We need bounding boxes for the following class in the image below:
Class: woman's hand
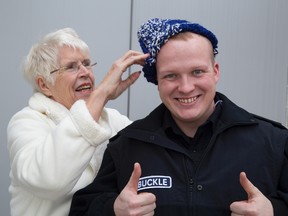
[99,50,149,100]
[86,50,148,121]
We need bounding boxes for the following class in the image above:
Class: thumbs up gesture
[230,172,273,216]
[114,163,156,216]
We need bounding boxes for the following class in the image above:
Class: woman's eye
[82,60,91,67]
[66,62,77,70]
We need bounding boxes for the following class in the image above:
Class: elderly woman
[7,28,148,216]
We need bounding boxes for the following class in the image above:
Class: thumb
[125,162,142,193]
[239,172,261,199]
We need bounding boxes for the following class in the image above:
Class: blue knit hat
[137,18,218,85]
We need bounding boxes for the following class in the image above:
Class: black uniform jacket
[69,92,288,216]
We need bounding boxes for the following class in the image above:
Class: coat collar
[29,92,70,124]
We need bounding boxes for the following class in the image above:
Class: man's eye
[193,70,204,76]
[164,74,176,79]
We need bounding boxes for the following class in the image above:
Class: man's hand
[114,163,156,216]
[230,172,273,216]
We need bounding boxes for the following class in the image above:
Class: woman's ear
[36,76,52,97]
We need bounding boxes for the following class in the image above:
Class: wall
[1,0,287,215]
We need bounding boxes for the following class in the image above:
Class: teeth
[77,85,91,91]
[178,96,197,104]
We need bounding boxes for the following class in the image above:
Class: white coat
[7,92,131,216]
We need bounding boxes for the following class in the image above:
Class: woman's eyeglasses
[50,60,97,74]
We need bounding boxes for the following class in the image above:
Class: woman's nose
[77,64,90,76]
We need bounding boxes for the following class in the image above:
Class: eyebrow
[61,58,91,65]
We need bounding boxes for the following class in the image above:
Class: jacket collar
[214,92,256,127]
[29,92,70,124]
[114,92,257,156]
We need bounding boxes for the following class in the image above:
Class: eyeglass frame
[50,60,97,74]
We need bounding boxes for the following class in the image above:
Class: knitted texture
[137,18,218,85]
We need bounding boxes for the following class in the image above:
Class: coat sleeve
[7,100,125,200]
[69,149,119,216]
[269,135,288,216]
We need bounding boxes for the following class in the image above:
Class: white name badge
[138,175,172,191]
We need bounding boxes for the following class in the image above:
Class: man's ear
[36,76,52,97]
[214,62,220,83]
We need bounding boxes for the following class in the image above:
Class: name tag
[138,175,172,191]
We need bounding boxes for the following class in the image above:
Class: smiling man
[69,18,288,216]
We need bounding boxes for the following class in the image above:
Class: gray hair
[23,28,90,91]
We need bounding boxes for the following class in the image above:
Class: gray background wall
[1,0,287,215]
